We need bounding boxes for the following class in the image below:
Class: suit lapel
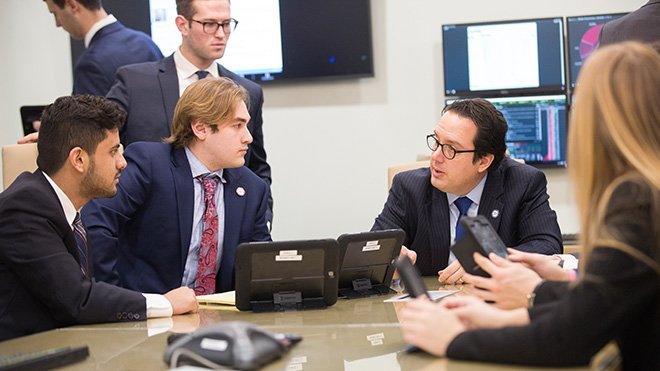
[158,56,180,135]
[170,148,195,269]
[35,170,86,268]
[429,188,451,270]
[478,170,504,231]
[217,168,245,292]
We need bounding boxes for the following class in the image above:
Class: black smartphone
[395,255,430,299]
[450,215,508,277]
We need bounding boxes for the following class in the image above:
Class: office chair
[387,160,430,190]
[2,143,38,190]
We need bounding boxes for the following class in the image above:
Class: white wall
[0,0,644,240]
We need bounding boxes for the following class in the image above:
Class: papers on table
[197,291,236,306]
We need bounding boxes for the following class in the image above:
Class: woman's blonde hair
[569,42,660,272]
[165,77,249,148]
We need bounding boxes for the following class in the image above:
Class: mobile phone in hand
[395,255,430,299]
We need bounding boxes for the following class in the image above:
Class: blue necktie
[454,197,473,242]
[196,70,210,80]
[72,213,89,277]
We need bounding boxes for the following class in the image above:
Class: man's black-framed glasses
[191,18,239,34]
[426,134,477,160]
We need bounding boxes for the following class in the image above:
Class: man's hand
[438,259,466,284]
[164,287,199,315]
[392,246,417,280]
[17,132,39,144]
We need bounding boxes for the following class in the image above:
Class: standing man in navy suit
[372,99,562,283]
[43,0,163,96]
[106,0,273,225]
[83,77,271,295]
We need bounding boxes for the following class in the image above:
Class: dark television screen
[566,13,627,88]
[447,94,569,168]
[442,18,566,97]
[71,0,374,84]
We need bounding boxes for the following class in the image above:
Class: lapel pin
[491,209,500,219]
[236,187,246,197]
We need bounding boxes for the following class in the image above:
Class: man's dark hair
[37,95,125,175]
[176,0,195,19]
[443,98,508,171]
[176,0,230,19]
[45,0,102,11]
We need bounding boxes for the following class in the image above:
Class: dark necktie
[194,174,220,295]
[454,196,473,242]
[196,70,210,80]
[72,213,89,277]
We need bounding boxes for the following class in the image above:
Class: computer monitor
[148,0,374,83]
[566,13,627,88]
[446,95,568,167]
[20,106,47,136]
[442,17,566,97]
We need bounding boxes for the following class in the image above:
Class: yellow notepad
[196,291,236,306]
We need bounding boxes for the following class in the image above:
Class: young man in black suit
[0,95,197,341]
[372,98,562,283]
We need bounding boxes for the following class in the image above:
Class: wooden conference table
[0,279,594,371]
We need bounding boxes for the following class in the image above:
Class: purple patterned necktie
[194,175,220,295]
[72,213,89,277]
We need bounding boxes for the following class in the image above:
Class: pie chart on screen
[579,24,604,61]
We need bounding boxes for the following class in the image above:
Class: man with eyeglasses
[104,0,273,225]
[372,98,562,283]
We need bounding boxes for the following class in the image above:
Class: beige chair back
[2,143,38,190]
[387,160,430,189]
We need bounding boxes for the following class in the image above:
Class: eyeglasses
[190,18,238,35]
[426,134,477,160]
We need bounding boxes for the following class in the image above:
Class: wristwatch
[526,292,536,308]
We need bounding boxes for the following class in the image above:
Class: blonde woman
[399,41,660,369]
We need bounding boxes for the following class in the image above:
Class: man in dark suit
[106,0,273,224]
[372,99,562,283]
[43,0,163,96]
[599,0,660,46]
[0,95,197,341]
[83,77,271,295]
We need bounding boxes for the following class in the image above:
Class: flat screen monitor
[566,13,627,88]
[20,105,47,136]
[70,0,374,84]
[149,0,373,83]
[442,17,566,97]
[446,94,568,167]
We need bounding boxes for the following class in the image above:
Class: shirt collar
[173,48,219,80]
[447,173,488,206]
[184,147,225,183]
[42,172,78,228]
[84,14,117,48]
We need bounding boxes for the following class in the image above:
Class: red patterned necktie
[194,175,220,295]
